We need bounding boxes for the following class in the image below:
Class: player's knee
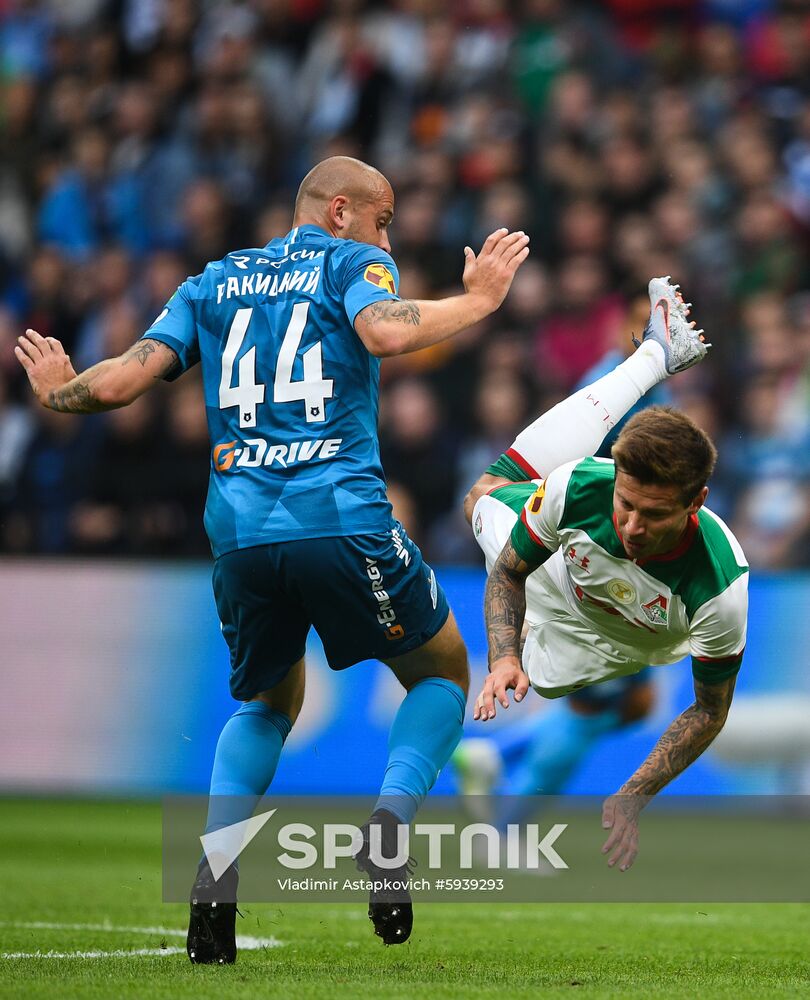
[397,646,469,697]
[250,658,306,723]
[251,690,304,725]
[430,617,470,695]
[385,617,470,696]
[435,643,470,696]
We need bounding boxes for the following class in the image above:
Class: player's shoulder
[553,456,615,510]
[208,246,270,275]
[327,240,399,299]
[190,246,281,298]
[666,506,748,620]
[170,270,205,302]
[545,457,614,534]
[694,506,749,582]
[334,238,396,266]
[569,456,615,483]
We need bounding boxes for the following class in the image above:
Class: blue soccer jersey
[142,225,402,557]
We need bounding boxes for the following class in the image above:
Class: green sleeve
[486,452,530,482]
[691,653,743,684]
[509,515,552,567]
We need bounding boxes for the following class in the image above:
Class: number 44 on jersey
[219,302,334,428]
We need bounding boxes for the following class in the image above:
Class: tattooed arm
[15,330,180,413]
[354,228,530,356]
[619,675,736,797]
[474,538,543,722]
[600,675,736,871]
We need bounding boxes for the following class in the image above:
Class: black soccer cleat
[354,808,414,945]
[186,859,239,965]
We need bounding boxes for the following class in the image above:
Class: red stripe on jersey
[695,649,745,663]
[643,514,699,563]
[613,512,700,564]
[520,508,546,550]
[485,483,507,496]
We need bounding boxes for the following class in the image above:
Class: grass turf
[0,799,807,999]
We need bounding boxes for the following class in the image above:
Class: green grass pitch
[0,799,807,999]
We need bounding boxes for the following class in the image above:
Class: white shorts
[472,490,647,698]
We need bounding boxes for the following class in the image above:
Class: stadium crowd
[1,0,810,566]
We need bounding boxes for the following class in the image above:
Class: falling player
[463,278,747,870]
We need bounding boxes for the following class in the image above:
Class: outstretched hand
[15,329,77,407]
[601,793,643,871]
[462,228,530,313]
[473,658,530,721]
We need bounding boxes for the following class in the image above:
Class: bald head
[295,156,390,215]
[293,156,394,251]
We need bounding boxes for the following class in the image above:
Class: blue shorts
[212,523,450,701]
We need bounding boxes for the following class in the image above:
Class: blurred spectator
[732,190,804,297]
[717,373,810,555]
[455,369,531,494]
[380,377,458,545]
[70,395,166,555]
[0,0,809,568]
[153,374,211,555]
[179,179,239,273]
[499,259,551,334]
[38,127,147,257]
[0,367,35,514]
[4,408,100,553]
[387,479,422,542]
[534,254,626,389]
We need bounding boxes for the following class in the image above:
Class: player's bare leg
[187,658,306,965]
[353,615,468,944]
[250,657,306,722]
[384,613,469,695]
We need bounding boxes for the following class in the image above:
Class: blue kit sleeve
[140,276,201,379]
[340,245,401,327]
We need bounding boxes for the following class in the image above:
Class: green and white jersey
[475,457,748,697]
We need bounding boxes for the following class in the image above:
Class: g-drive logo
[200,809,568,880]
[213,437,343,472]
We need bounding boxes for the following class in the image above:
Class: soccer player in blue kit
[16,156,530,962]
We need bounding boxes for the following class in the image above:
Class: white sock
[508,342,668,478]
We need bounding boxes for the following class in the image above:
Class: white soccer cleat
[633,276,710,375]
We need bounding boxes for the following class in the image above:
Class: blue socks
[376,677,467,824]
[511,702,621,797]
[496,702,621,828]
[204,680,466,841]
[205,701,292,836]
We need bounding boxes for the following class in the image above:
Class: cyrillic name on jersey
[216,259,323,304]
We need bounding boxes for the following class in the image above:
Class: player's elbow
[464,474,507,524]
[463,481,489,525]
[94,375,138,409]
[354,317,407,357]
[462,488,476,525]
[700,703,731,735]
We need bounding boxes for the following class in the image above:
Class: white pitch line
[0,921,283,959]
[3,947,187,960]
[0,921,188,938]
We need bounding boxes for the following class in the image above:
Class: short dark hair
[611,406,717,504]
